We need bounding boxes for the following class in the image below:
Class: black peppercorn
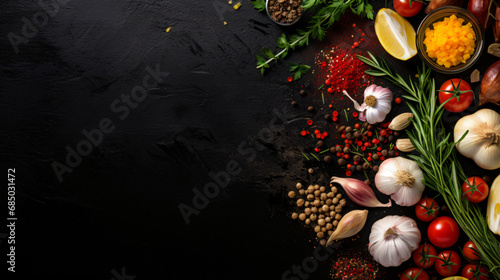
[338,158,347,165]
[393,131,400,136]
[381,150,388,156]
[324,156,332,163]
[388,135,394,142]
[291,101,297,106]
[353,155,361,162]
[299,89,306,95]
[356,165,363,172]
[317,140,324,147]
[363,162,370,169]
[388,150,395,157]
[373,165,379,172]
[345,126,352,133]
[343,147,350,154]
[372,154,379,160]
[336,146,342,153]
[308,106,314,112]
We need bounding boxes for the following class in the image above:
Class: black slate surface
[1,0,499,279]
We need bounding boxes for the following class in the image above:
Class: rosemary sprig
[358,52,500,280]
[255,0,373,74]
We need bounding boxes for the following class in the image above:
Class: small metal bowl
[416,6,484,74]
[266,0,303,26]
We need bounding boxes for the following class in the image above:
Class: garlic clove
[327,209,368,245]
[331,177,391,208]
[389,113,413,131]
[396,139,415,152]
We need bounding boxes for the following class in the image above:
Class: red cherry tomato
[463,240,481,261]
[428,216,460,248]
[413,244,437,269]
[393,0,423,17]
[461,263,489,280]
[462,177,489,203]
[438,79,473,113]
[415,197,439,222]
[400,267,430,280]
[435,250,461,277]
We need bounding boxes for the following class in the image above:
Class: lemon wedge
[442,277,468,280]
[375,8,417,61]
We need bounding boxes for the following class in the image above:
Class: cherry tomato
[461,263,489,280]
[415,197,439,222]
[427,216,460,248]
[463,240,481,261]
[438,79,473,113]
[462,177,489,203]
[435,250,461,277]
[400,267,430,280]
[393,0,423,17]
[413,244,437,269]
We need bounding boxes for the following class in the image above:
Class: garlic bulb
[487,174,500,235]
[327,209,368,245]
[343,84,393,124]
[375,157,425,206]
[331,177,391,208]
[369,215,421,267]
[454,109,500,170]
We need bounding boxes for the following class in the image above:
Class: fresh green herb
[344,109,348,121]
[320,149,330,154]
[255,0,373,74]
[318,84,324,90]
[364,171,370,181]
[322,92,325,104]
[289,63,311,80]
[251,0,266,12]
[301,151,310,160]
[310,152,320,161]
[358,52,500,280]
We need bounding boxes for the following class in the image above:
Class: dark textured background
[1,0,499,279]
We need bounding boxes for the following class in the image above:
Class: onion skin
[425,0,463,14]
[494,6,500,42]
[479,60,500,106]
[467,0,494,30]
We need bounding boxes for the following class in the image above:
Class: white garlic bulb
[454,109,500,170]
[369,215,421,267]
[343,84,393,124]
[375,157,425,206]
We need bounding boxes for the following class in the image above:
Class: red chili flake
[353,42,359,48]
[362,32,365,36]
[349,140,353,144]
[354,123,360,129]
[387,129,393,134]
[344,139,349,144]
[367,131,373,137]
[371,139,378,144]
[314,148,320,152]
[368,153,372,157]
[325,79,331,85]
[361,146,366,151]
[327,87,334,93]
[321,136,325,139]
[347,164,352,169]
[353,161,358,165]
[341,134,346,139]
[380,156,385,161]
[352,23,356,28]
[357,141,363,146]
[345,143,350,148]
[377,147,382,151]
[336,152,342,157]
[333,111,339,116]
[329,104,333,108]
[364,142,370,147]
[396,152,399,156]
[316,134,321,138]
[314,129,320,134]
[322,132,328,137]
[287,76,293,82]
[346,170,352,176]
[307,120,313,125]
[344,154,349,159]
[367,157,372,161]
[353,112,359,118]
[321,61,327,67]
[332,116,338,122]
[394,146,398,151]
[395,97,402,104]
[300,130,307,136]
[377,152,382,156]
[380,129,387,136]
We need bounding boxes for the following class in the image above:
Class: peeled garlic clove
[388,113,413,131]
[396,138,415,152]
[331,177,391,208]
[454,109,500,170]
[327,209,368,245]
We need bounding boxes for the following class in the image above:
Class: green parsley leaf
[251,0,266,12]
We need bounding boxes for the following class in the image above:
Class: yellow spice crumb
[228,0,232,3]
[224,21,227,25]
[166,27,171,33]
[423,14,476,68]
[233,2,241,10]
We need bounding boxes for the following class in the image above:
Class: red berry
[352,23,356,28]
[380,156,385,161]
[346,170,352,176]
[344,139,349,144]
[353,112,359,118]
[344,154,349,159]
[380,129,387,136]
[314,130,320,134]
[336,152,341,157]
[354,123,360,129]
[364,142,370,147]
[395,97,402,104]
[288,76,293,82]
[332,116,338,122]
[353,42,359,48]
[377,147,382,151]
[367,157,372,161]
[316,134,321,138]
[357,141,363,146]
[325,79,331,85]
[347,164,352,169]
[307,120,313,125]
[361,146,366,151]
[333,111,338,116]
[322,132,328,137]
[300,131,307,136]
[367,131,372,137]
[327,88,334,93]
[321,62,327,67]
[341,134,346,139]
